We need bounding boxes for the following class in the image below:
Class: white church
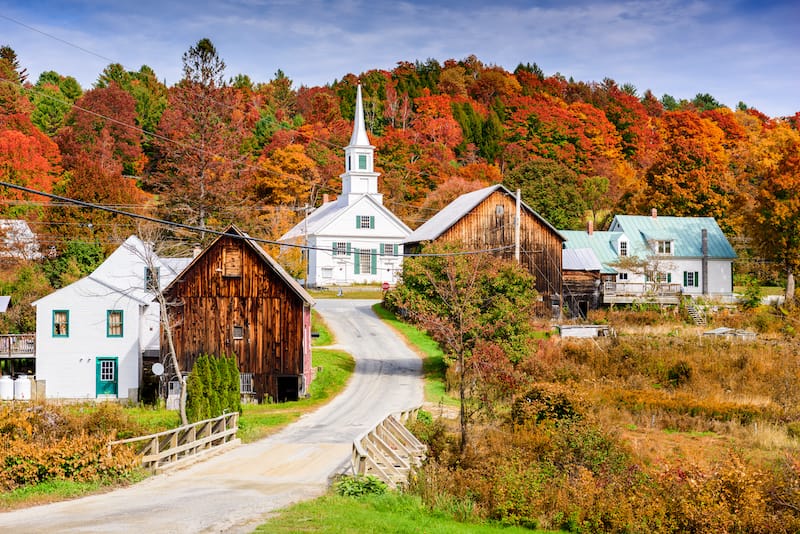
[281,85,411,287]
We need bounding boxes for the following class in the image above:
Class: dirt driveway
[0,298,424,533]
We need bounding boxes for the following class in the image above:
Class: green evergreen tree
[185,356,208,422]
[207,355,221,417]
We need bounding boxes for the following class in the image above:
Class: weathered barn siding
[163,230,312,402]
[409,190,563,315]
[562,270,602,318]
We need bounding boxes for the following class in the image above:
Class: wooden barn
[403,184,565,316]
[161,225,315,403]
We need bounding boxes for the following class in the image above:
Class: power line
[0,181,512,258]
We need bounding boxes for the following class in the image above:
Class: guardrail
[110,412,240,472]
[351,406,426,488]
[0,334,35,358]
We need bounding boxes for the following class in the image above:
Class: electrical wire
[0,180,514,258]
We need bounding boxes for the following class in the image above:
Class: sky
[0,0,797,117]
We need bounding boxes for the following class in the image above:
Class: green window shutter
[667,273,672,283]
[694,272,699,287]
[371,249,377,274]
[370,216,375,229]
[332,242,337,255]
[353,249,360,274]
[356,215,360,228]
[683,271,688,286]
[393,244,398,255]
[346,242,351,255]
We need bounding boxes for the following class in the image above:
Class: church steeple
[340,84,382,205]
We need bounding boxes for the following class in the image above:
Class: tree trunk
[459,350,468,454]
[786,269,795,308]
[158,292,188,425]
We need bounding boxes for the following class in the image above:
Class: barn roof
[560,230,622,275]
[404,184,564,245]
[562,248,602,272]
[164,225,315,306]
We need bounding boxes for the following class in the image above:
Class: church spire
[349,84,370,147]
[340,83,381,204]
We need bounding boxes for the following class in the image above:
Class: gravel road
[0,298,424,533]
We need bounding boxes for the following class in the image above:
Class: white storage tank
[0,375,13,400]
[13,375,31,400]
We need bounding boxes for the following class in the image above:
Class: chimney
[192,244,202,258]
[323,193,329,204]
[651,208,658,219]
[587,219,594,235]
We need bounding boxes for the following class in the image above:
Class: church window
[358,154,367,169]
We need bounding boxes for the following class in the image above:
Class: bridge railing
[110,412,239,472]
[351,406,426,488]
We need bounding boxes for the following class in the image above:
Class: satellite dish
[152,363,164,376]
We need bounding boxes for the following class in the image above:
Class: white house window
[332,242,348,256]
[684,271,699,288]
[358,215,374,229]
[381,243,396,256]
[655,272,672,283]
[360,251,372,273]
[619,241,628,257]
[53,310,69,337]
[618,272,628,281]
[656,240,672,255]
[358,154,367,169]
[107,310,123,337]
[145,266,160,291]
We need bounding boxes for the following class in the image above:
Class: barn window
[240,373,254,394]
[232,325,244,339]
[223,244,242,277]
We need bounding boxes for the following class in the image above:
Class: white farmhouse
[561,210,736,304]
[281,85,411,287]
[32,236,190,400]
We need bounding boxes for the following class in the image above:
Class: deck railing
[0,334,35,358]
[110,412,239,472]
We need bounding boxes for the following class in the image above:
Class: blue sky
[0,0,797,117]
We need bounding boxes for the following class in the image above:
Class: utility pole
[303,203,309,289]
[514,188,521,263]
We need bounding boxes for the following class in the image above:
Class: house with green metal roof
[562,210,736,305]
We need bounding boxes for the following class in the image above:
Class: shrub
[334,475,388,497]
[186,354,241,422]
[511,383,585,426]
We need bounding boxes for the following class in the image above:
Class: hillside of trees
[1,39,799,291]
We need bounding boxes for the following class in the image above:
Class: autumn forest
[1,38,799,293]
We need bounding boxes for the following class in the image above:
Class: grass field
[255,492,559,533]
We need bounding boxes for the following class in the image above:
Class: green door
[96,357,118,396]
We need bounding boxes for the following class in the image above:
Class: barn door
[96,357,118,397]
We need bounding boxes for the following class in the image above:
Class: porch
[602,282,682,305]
[0,334,35,359]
